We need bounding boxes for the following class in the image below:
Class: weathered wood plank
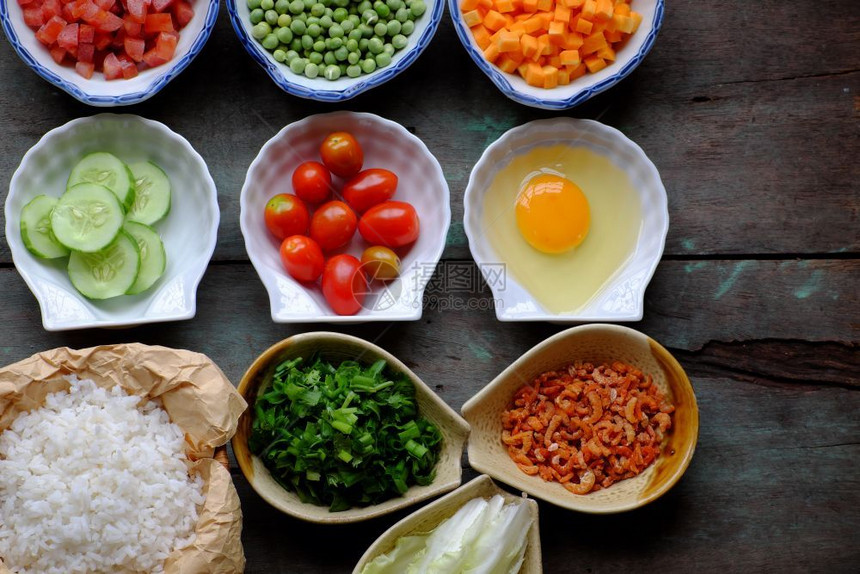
[2,11,859,264]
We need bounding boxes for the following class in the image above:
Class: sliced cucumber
[123,221,166,295]
[68,230,140,299]
[67,152,135,210]
[20,195,70,259]
[126,162,171,225]
[51,183,125,253]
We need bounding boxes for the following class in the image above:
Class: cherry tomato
[342,168,398,213]
[358,201,420,248]
[279,235,324,283]
[321,254,368,316]
[360,246,401,281]
[264,194,310,241]
[319,132,363,178]
[309,200,358,252]
[292,161,332,204]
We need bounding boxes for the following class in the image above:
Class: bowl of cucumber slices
[4,114,219,331]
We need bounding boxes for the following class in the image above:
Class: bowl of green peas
[227,0,440,101]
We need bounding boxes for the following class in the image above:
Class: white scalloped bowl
[4,114,219,331]
[449,0,664,110]
[0,0,219,106]
[226,0,442,102]
[240,111,450,323]
[463,117,668,322]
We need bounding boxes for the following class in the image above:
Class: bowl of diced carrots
[449,0,664,109]
[0,0,219,106]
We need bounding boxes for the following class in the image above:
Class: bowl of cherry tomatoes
[239,111,450,322]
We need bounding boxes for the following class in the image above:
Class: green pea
[329,23,344,37]
[357,1,372,13]
[346,64,362,77]
[306,16,320,26]
[305,62,320,78]
[249,8,264,24]
[392,33,407,49]
[260,0,274,10]
[324,64,341,80]
[375,51,391,67]
[347,51,359,64]
[374,22,387,36]
[386,19,400,36]
[275,0,290,13]
[320,15,333,28]
[345,38,359,51]
[333,0,350,7]
[339,63,347,74]
[333,7,348,22]
[265,10,279,25]
[286,49,299,61]
[290,57,307,74]
[324,6,334,16]
[324,51,336,65]
[310,2,325,16]
[313,39,326,52]
[309,51,323,64]
[348,29,362,41]
[288,0,304,14]
[273,48,287,62]
[358,38,369,51]
[348,14,361,26]
[303,0,315,8]
[383,42,394,55]
[359,23,373,37]
[409,1,425,17]
[290,19,307,34]
[289,38,302,51]
[334,45,349,60]
[262,33,279,50]
[276,26,293,43]
[307,23,321,37]
[373,1,390,18]
[386,0,402,10]
[361,9,377,25]
[341,19,354,33]
[251,22,271,39]
[247,0,262,10]
[395,7,408,22]
[368,36,383,54]
[360,58,376,73]
[301,34,314,49]
[294,12,307,21]
[277,14,292,27]
[401,20,414,35]
[325,36,343,49]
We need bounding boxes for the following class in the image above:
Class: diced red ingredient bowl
[0,0,218,106]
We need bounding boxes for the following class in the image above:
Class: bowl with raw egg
[463,117,667,322]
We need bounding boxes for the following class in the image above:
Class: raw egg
[515,173,590,254]
[481,145,642,314]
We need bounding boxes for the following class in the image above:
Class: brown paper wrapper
[0,343,248,574]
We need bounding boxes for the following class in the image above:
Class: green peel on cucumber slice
[68,230,141,299]
[20,195,70,259]
[126,162,171,225]
[51,183,125,253]
[67,152,135,211]
[123,221,166,295]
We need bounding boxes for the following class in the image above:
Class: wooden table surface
[1,1,858,572]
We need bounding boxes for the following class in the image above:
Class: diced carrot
[553,4,571,24]
[562,30,583,49]
[494,0,515,13]
[548,20,565,44]
[509,21,526,36]
[547,54,561,67]
[535,0,551,10]
[581,30,607,54]
[612,14,633,33]
[581,0,596,19]
[478,0,493,7]
[471,24,492,49]
[483,9,507,31]
[574,16,592,35]
[541,65,558,88]
[562,0,583,7]
[520,33,539,59]
[596,45,615,61]
[584,54,606,73]
[483,41,501,63]
[523,61,544,87]
[521,0,537,12]
[460,0,480,10]
[463,9,483,27]
[503,13,515,26]
[568,61,587,80]
[497,55,520,73]
[522,15,542,34]
[560,49,580,65]
[614,2,630,17]
[630,11,642,33]
[604,29,622,43]
[594,0,612,21]
[497,29,520,52]
[537,33,552,55]
[557,67,571,85]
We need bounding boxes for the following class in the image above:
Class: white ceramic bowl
[0,0,219,106]
[449,0,664,110]
[4,114,219,331]
[227,0,443,102]
[240,111,450,323]
[463,117,668,322]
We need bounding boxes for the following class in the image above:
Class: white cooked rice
[0,377,204,574]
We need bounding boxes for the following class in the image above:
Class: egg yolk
[515,174,590,254]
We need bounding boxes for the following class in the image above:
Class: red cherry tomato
[279,235,324,283]
[342,168,398,213]
[292,161,332,204]
[321,254,368,316]
[264,194,310,241]
[319,132,363,179]
[358,201,420,248]
[309,200,358,252]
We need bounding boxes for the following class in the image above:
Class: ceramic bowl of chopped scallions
[227,0,443,101]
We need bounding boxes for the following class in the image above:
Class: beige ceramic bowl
[353,474,542,574]
[232,332,470,524]
[462,324,698,514]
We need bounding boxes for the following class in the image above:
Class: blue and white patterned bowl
[226,0,443,102]
[448,0,664,110]
[0,0,219,107]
